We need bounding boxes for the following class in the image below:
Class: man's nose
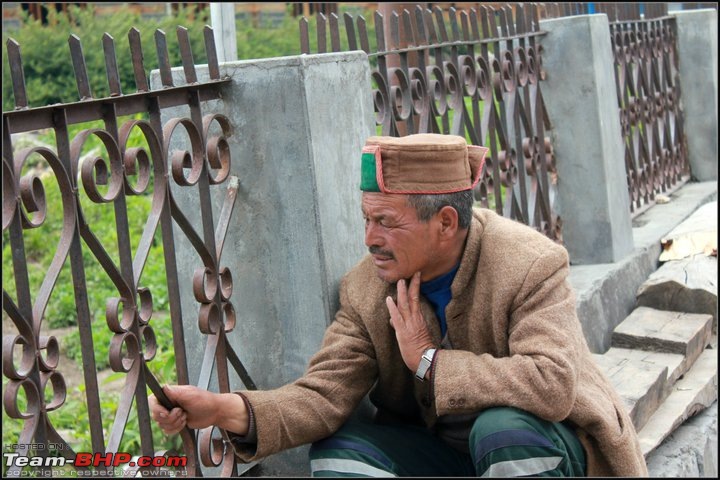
[364,222,383,248]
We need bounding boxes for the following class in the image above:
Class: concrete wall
[671,9,718,181]
[152,51,374,475]
[538,14,635,265]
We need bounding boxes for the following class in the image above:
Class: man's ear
[436,206,460,236]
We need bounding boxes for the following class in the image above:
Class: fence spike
[344,13,357,51]
[487,6,499,42]
[414,5,428,45]
[434,6,449,43]
[6,38,28,109]
[329,12,341,52]
[460,11,471,42]
[374,11,386,52]
[424,8,438,44]
[69,34,92,100]
[358,15,370,54]
[317,13,327,53]
[128,27,149,92]
[469,8,481,40]
[177,26,197,84]
[530,3,540,32]
[516,4,527,35]
[449,7,460,42]
[154,30,173,87]
[390,11,400,49]
[479,6,489,39]
[204,26,220,80]
[402,9,416,46]
[498,7,510,38]
[102,33,122,97]
[299,17,310,54]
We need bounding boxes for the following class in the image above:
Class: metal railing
[301,3,563,243]
[2,24,255,477]
[606,4,691,217]
[536,2,692,217]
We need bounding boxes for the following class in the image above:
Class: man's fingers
[396,278,411,316]
[149,393,169,421]
[409,272,421,315]
[150,389,189,435]
[157,407,187,435]
[386,296,399,328]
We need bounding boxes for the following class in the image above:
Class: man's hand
[148,385,249,436]
[386,271,435,375]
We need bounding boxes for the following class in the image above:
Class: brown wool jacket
[232,208,649,476]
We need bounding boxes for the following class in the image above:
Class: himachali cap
[360,133,489,194]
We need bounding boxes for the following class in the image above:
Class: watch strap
[414,348,437,381]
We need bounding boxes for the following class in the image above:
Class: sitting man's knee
[469,407,586,477]
[308,424,396,477]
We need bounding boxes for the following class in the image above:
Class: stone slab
[593,350,669,431]
[637,348,719,456]
[612,307,714,368]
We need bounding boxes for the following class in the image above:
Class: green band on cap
[360,152,381,192]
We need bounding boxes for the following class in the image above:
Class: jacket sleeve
[229,277,379,462]
[431,246,582,422]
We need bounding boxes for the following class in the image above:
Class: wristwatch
[414,348,437,381]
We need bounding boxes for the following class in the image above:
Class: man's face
[362,192,440,284]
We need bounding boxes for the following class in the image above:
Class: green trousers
[309,407,587,477]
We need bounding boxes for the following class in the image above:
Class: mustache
[369,246,394,259]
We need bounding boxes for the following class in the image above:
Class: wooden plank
[637,347,718,456]
[612,307,713,368]
[593,351,669,431]
[636,255,718,330]
[597,346,686,391]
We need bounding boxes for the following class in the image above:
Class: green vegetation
[1,113,180,462]
[2,3,378,111]
[2,4,210,111]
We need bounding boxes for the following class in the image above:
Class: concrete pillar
[151,51,375,474]
[671,9,718,181]
[539,14,634,265]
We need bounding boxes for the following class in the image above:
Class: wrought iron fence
[537,2,692,217]
[606,4,690,217]
[2,24,256,477]
[301,3,563,243]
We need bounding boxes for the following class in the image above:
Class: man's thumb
[161,384,180,405]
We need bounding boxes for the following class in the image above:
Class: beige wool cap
[360,133,488,194]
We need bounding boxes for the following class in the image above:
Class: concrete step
[593,348,685,430]
[637,345,718,457]
[611,307,714,371]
